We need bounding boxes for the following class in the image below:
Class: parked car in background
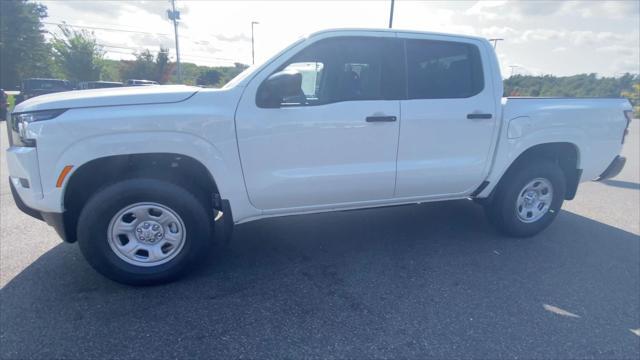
[15,78,73,104]
[6,28,633,285]
[0,89,7,121]
[126,79,158,86]
[78,81,123,90]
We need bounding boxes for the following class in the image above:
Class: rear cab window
[405,39,484,99]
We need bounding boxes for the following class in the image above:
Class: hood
[13,85,199,113]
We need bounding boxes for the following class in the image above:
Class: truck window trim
[255,35,487,108]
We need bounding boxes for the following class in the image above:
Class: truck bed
[500,97,631,181]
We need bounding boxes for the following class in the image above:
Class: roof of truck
[307,28,488,43]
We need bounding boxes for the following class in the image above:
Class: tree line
[0,0,248,89]
[505,73,639,112]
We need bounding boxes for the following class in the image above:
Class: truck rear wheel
[485,160,566,237]
[77,178,213,285]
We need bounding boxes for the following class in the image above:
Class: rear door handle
[366,116,397,122]
[467,113,493,120]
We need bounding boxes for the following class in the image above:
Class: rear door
[395,36,498,198]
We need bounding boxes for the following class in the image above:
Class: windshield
[223,37,306,89]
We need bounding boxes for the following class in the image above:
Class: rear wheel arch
[490,142,581,201]
[62,153,221,243]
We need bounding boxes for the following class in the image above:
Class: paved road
[1,120,639,359]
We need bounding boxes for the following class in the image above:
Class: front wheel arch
[63,153,221,243]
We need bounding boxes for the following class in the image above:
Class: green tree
[0,0,54,89]
[196,69,221,86]
[51,24,104,82]
[504,73,639,102]
[155,47,174,84]
[122,49,155,81]
[100,59,121,82]
[621,83,640,114]
[120,48,173,83]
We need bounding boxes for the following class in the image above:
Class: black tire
[77,178,214,285]
[485,160,566,237]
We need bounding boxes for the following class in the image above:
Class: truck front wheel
[485,160,566,237]
[77,178,213,285]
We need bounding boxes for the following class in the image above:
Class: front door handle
[467,113,493,120]
[366,116,397,122]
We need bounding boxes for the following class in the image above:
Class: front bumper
[9,178,43,220]
[9,179,68,241]
[597,155,626,180]
[7,144,69,242]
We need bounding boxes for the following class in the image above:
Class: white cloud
[479,26,518,39]
[563,0,640,20]
[466,1,508,20]
[611,57,640,75]
[467,0,639,22]
[519,29,565,43]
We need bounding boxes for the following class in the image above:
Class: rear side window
[406,39,484,99]
[266,36,405,107]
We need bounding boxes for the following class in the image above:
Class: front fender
[43,131,256,222]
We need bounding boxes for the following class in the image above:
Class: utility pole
[489,38,504,49]
[509,65,519,77]
[168,0,182,82]
[251,21,259,65]
[388,0,395,28]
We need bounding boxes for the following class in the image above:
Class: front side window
[281,62,324,103]
[406,39,484,99]
[257,36,404,107]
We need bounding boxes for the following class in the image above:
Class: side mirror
[257,70,303,108]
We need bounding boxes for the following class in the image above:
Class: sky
[39,0,640,78]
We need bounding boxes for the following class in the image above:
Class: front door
[235,36,404,210]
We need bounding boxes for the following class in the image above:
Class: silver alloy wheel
[516,178,554,223]
[107,202,186,267]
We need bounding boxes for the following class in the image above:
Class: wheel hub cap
[516,178,554,223]
[135,221,164,244]
[107,202,186,267]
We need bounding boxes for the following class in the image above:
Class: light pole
[251,21,259,65]
[489,38,504,49]
[509,65,519,77]
[388,0,395,28]
[168,0,182,82]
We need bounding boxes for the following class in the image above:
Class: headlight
[9,109,67,147]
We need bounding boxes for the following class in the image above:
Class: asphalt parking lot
[1,121,639,359]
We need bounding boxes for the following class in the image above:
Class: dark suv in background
[78,81,123,90]
[15,78,74,104]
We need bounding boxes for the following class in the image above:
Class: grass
[7,94,15,112]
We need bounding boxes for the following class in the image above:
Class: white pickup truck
[7,29,632,285]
